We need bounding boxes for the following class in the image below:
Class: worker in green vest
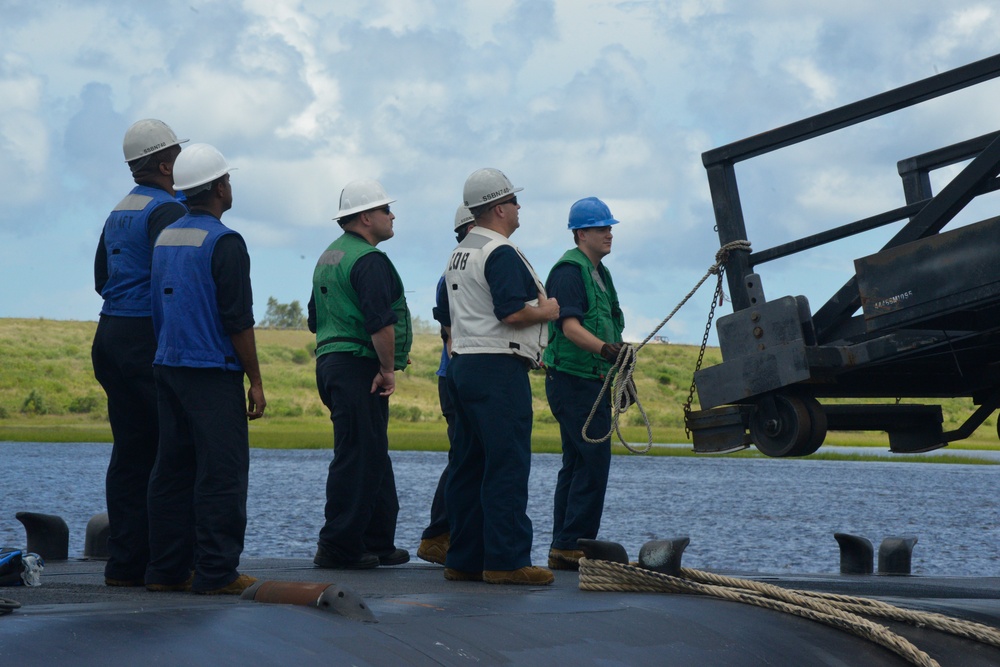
[308,178,413,570]
[543,197,625,571]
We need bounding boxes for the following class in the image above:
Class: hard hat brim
[333,198,397,220]
[123,137,189,163]
[569,217,620,229]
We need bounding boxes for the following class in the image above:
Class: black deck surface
[3,558,1000,666]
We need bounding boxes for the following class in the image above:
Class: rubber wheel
[791,397,827,457]
[749,394,811,457]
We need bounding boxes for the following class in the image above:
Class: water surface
[1,443,997,576]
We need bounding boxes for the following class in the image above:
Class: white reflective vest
[445,227,548,366]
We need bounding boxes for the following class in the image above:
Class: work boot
[146,572,194,593]
[197,573,257,596]
[483,566,554,585]
[417,533,450,565]
[377,548,410,566]
[443,567,483,582]
[314,544,379,570]
[548,548,585,571]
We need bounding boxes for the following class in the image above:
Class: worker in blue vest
[145,143,265,595]
[543,197,625,570]
[439,168,559,585]
[308,179,412,570]
[92,119,187,587]
[417,205,475,565]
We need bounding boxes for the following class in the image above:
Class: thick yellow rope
[579,558,938,666]
[579,558,1000,666]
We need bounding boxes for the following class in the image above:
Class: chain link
[581,240,750,452]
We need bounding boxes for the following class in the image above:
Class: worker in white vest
[438,168,559,585]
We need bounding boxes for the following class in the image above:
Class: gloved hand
[618,377,637,411]
[600,342,623,363]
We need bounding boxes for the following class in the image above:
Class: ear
[158,160,173,177]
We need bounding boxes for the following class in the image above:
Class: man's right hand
[537,294,560,322]
[600,342,624,363]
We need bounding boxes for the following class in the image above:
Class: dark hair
[129,145,181,181]
[338,212,360,228]
[183,174,227,206]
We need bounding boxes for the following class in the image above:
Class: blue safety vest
[151,212,243,371]
[100,185,181,317]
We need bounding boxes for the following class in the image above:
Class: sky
[3,1,1000,345]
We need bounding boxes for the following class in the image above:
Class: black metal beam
[703,54,1000,167]
[897,131,1000,176]
[812,135,1000,341]
[747,201,926,267]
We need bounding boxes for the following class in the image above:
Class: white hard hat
[122,119,188,162]
[334,179,395,220]
[454,204,474,230]
[173,143,234,193]
[463,168,523,209]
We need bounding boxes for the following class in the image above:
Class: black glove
[600,342,623,363]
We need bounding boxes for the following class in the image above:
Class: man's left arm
[487,246,560,327]
[213,234,266,419]
[230,327,266,419]
[561,317,605,354]
[353,252,401,396]
[370,325,396,396]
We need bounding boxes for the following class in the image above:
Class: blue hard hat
[568,197,619,229]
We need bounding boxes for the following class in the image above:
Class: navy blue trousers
[146,366,249,592]
[445,354,533,572]
[91,315,159,582]
[422,375,455,540]
[545,368,612,551]
[316,352,399,561]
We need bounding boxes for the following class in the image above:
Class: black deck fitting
[15,512,68,561]
[638,538,690,576]
[834,533,874,574]
[577,539,629,564]
[83,512,110,560]
[878,536,919,575]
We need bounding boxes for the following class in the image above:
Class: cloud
[2,0,1000,347]
[0,53,49,209]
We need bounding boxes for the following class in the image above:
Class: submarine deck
[3,557,1000,665]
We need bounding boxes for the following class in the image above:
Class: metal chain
[581,240,750,452]
[683,272,726,438]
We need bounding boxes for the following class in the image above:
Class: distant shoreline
[2,318,997,465]
[1,429,995,465]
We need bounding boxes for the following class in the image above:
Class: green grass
[0,318,997,464]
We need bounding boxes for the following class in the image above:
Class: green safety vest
[312,233,412,369]
[543,248,624,380]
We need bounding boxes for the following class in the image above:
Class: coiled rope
[0,597,20,615]
[581,240,752,453]
[579,558,1000,666]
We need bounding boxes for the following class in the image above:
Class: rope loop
[578,558,1000,667]
[580,240,751,453]
[0,597,20,615]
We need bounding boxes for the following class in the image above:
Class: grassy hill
[0,318,996,455]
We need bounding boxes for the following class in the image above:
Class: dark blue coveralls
[92,184,185,583]
[545,263,613,551]
[307,249,401,562]
[422,276,455,541]
[145,212,255,593]
[439,246,540,572]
